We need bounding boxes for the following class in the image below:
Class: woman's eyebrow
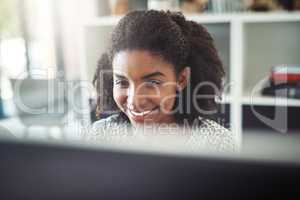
[141,71,165,79]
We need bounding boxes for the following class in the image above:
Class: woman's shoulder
[88,114,130,141]
[199,117,230,134]
[188,117,238,152]
[94,112,131,126]
[93,114,122,128]
[90,114,128,137]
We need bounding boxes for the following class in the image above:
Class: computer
[0,133,299,200]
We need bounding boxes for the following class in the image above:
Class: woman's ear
[177,67,191,91]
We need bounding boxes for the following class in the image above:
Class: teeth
[130,110,152,116]
[129,108,157,117]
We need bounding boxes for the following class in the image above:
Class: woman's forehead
[112,50,175,78]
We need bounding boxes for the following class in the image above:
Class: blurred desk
[0,117,85,140]
[0,118,25,138]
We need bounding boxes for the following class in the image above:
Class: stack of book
[262,65,300,99]
[208,0,245,13]
[180,0,246,13]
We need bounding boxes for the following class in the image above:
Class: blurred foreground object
[1,133,300,199]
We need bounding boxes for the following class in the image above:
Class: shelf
[85,12,300,26]
[81,21,231,82]
[243,129,300,135]
[80,9,300,139]
[243,21,300,93]
[188,11,300,23]
[216,94,300,107]
[216,94,232,104]
[242,94,300,107]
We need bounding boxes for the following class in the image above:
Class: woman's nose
[127,84,148,111]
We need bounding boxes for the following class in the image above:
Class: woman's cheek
[159,87,177,113]
[113,88,127,110]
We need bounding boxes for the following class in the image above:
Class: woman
[91,10,236,151]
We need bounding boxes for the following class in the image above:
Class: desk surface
[0,117,84,140]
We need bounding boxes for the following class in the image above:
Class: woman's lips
[127,107,159,122]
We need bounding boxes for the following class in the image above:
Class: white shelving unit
[79,12,300,144]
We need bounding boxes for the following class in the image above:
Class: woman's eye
[145,80,161,87]
[115,80,129,88]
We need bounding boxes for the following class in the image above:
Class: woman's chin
[129,117,158,126]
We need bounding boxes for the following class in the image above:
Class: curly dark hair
[93,10,224,125]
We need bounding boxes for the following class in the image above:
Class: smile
[127,107,159,120]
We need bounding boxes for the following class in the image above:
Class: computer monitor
[0,135,299,200]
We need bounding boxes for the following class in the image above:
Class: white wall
[58,0,99,80]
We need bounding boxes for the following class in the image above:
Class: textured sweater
[88,114,238,153]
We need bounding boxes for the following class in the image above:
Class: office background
[0,0,300,140]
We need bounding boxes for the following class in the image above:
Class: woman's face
[112,50,183,126]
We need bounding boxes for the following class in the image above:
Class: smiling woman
[112,50,185,126]
[92,10,236,151]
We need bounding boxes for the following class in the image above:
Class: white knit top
[88,114,238,153]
